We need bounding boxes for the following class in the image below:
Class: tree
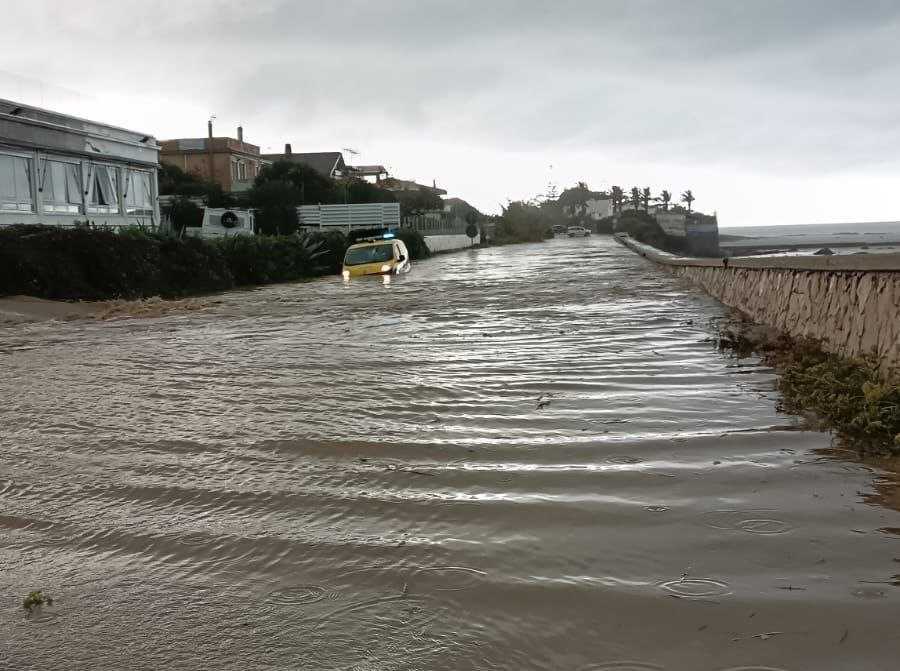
[557,181,594,220]
[610,186,624,213]
[254,160,337,205]
[249,180,302,235]
[659,190,672,211]
[630,187,641,211]
[641,187,652,211]
[465,210,479,244]
[158,162,233,206]
[395,189,443,217]
[495,201,553,244]
[681,189,695,212]
[345,179,396,205]
[613,210,667,248]
[164,197,204,235]
[447,198,482,223]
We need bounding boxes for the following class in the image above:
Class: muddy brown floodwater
[1,237,898,670]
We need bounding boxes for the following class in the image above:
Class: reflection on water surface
[1,238,898,670]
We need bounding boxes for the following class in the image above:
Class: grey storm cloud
[145,0,900,173]
[4,0,900,221]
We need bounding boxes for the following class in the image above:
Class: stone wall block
[619,235,899,380]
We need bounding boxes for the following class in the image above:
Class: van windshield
[344,243,395,266]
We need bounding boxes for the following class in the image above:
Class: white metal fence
[403,211,470,235]
[297,203,400,231]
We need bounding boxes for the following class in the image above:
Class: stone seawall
[616,234,900,379]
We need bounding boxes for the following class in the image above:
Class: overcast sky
[3,0,899,226]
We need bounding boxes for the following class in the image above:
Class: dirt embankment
[0,295,210,325]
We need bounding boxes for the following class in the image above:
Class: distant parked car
[552,224,566,235]
[567,226,590,237]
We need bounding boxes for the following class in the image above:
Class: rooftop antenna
[342,147,360,165]
[544,163,558,201]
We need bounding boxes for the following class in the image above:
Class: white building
[565,197,613,220]
[0,99,160,228]
[584,197,613,220]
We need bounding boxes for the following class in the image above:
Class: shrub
[613,211,667,248]
[306,229,349,274]
[494,202,552,244]
[0,225,233,300]
[717,322,900,455]
[215,234,325,286]
[163,198,204,234]
[778,346,900,453]
[249,181,302,236]
[156,235,232,295]
[0,224,428,303]
[395,228,430,259]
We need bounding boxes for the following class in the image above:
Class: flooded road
[1,237,898,670]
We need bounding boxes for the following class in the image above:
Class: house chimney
[285,143,292,155]
[208,119,213,139]
[237,126,243,142]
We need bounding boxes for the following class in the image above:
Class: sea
[720,220,900,250]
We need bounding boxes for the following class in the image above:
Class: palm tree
[630,187,641,211]
[575,181,590,216]
[681,190,695,212]
[611,185,624,213]
[641,187,652,211]
[659,190,671,211]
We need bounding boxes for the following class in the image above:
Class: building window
[86,164,120,214]
[124,169,153,216]
[40,159,82,214]
[231,161,238,181]
[0,153,34,212]
[238,161,246,181]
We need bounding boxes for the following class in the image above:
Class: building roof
[348,164,388,179]
[380,177,447,196]
[159,137,261,157]
[0,97,159,166]
[260,151,346,177]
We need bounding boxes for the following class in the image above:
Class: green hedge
[216,234,326,286]
[0,225,435,302]
[0,226,338,301]
[0,225,232,300]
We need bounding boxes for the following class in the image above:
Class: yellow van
[342,234,411,279]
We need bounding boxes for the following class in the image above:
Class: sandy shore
[0,295,210,324]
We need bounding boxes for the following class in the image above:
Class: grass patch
[717,321,900,455]
[23,590,53,614]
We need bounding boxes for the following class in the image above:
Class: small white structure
[184,208,255,238]
[404,209,481,252]
[297,202,400,231]
[0,98,159,228]
[564,197,613,221]
[583,198,613,220]
[424,232,480,252]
